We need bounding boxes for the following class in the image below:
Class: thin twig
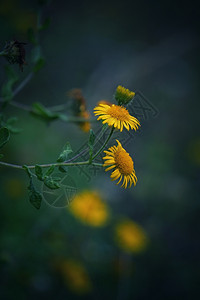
[0,160,103,170]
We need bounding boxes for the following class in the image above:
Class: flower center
[114,149,133,175]
[107,105,130,121]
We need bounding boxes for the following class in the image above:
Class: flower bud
[115,85,135,105]
[3,40,27,71]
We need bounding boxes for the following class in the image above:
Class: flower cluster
[93,85,140,189]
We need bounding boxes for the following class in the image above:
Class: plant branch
[0,160,103,170]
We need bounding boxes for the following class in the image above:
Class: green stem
[92,126,114,161]
[0,160,103,170]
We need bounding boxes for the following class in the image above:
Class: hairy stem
[92,126,114,160]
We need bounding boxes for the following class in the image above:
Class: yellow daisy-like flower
[69,190,109,227]
[93,104,140,132]
[103,140,137,188]
[115,219,148,253]
[59,260,92,294]
[115,85,135,105]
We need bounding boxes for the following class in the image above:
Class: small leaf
[44,177,60,189]
[35,165,43,181]
[57,142,73,162]
[27,176,42,209]
[58,166,68,173]
[29,189,42,209]
[31,102,59,121]
[0,127,10,149]
[23,165,32,178]
[44,165,55,177]
[5,117,22,134]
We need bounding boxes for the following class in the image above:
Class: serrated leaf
[29,189,42,209]
[0,127,10,149]
[27,176,42,209]
[44,177,60,189]
[35,165,43,181]
[44,165,55,177]
[57,142,73,162]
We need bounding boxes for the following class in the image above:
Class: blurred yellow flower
[59,260,92,294]
[4,178,25,199]
[115,219,148,253]
[79,110,91,132]
[94,103,140,132]
[103,140,137,188]
[69,191,109,226]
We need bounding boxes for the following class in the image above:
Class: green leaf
[31,102,59,122]
[5,117,22,134]
[58,166,68,173]
[44,177,60,189]
[44,165,55,177]
[28,178,42,209]
[0,154,4,159]
[57,142,73,162]
[35,165,43,181]
[0,127,10,149]
[29,189,42,209]
[23,165,32,178]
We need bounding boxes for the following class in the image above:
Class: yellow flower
[115,85,135,105]
[103,140,137,188]
[79,110,91,132]
[93,103,140,132]
[115,219,148,253]
[4,178,25,199]
[97,99,112,106]
[59,260,92,294]
[69,191,109,226]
